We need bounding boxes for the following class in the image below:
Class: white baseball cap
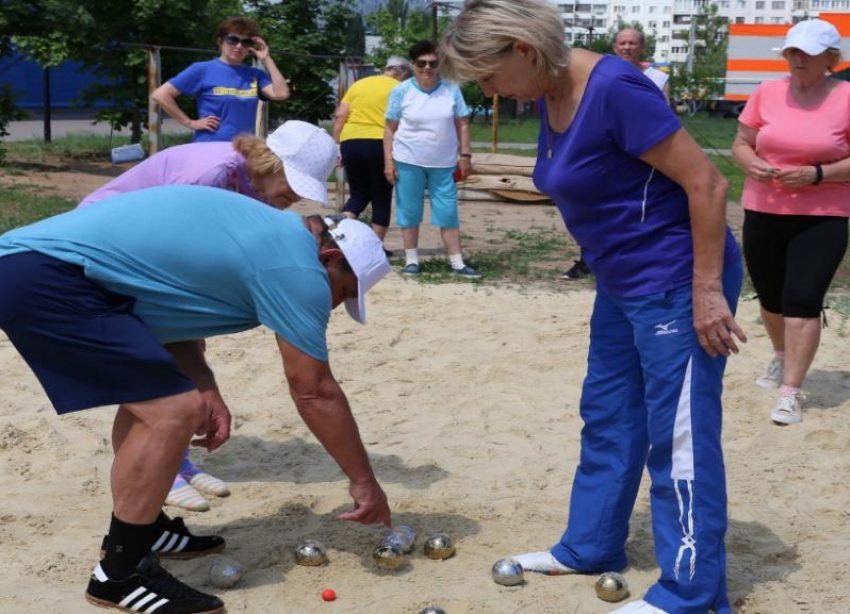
[324,217,391,324]
[266,121,338,205]
[779,19,841,56]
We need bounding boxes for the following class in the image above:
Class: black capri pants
[340,138,393,228]
[743,209,848,318]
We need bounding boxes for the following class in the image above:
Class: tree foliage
[670,5,728,101]
[246,0,355,125]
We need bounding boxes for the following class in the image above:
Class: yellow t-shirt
[339,75,400,142]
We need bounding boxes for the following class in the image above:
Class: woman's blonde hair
[439,0,569,84]
[232,135,282,182]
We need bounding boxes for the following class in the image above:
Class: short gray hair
[385,55,412,75]
[440,0,570,84]
[615,27,645,47]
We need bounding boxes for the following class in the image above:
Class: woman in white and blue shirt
[383,40,480,278]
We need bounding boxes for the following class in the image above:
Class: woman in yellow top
[332,57,412,249]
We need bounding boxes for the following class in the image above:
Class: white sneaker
[771,390,804,425]
[608,599,671,614]
[755,356,784,389]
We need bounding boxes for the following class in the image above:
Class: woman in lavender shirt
[80,121,338,511]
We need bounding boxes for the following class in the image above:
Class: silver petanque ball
[208,557,245,589]
[382,525,416,554]
[423,533,456,560]
[418,609,447,614]
[595,571,629,602]
[491,558,524,586]
[372,544,406,569]
[294,540,327,567]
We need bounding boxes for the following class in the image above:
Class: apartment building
[551,0,850,62]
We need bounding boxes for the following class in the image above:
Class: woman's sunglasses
[223,34,256,48]
[414,59,439,69]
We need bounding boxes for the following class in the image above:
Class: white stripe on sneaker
[174,535,190,552]
[144,597,169,613]
[93,563,109,583]
[161,533,180,552]
[132,593,158,609]
[119,587,148,607]
[151,531,170,551]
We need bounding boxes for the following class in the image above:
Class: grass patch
[469,112,738,150]
[0,184,76,233]
[4,132,192,164]
[397,227,578,285]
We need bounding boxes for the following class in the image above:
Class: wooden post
[147,47,162,156]
[491,94,499,153]
[42,67,52,143]
[254,56,269,138]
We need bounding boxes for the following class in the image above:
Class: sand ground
[0,165,848,614]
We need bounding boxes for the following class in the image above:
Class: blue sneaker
[402,263,420,276]
[451,265,481,279]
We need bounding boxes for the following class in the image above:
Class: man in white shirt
[613,28,670,102]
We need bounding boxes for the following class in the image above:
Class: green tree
[367,6,449,67]
[247,0,355,125]
[670,5,728,102]
[346,13,367,57]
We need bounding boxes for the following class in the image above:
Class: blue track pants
[551,259,742,614]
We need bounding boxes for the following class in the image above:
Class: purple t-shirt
[79,142,257,207]
[533,55,738,297]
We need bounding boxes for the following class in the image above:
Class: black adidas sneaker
[85,553,224,614]
[101,515,225,560]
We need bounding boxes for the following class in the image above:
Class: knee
[153,393,206,438]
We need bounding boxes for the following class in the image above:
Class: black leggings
[340,139,393,228]
[743,209,848,318]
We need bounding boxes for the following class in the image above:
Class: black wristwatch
[813,165,823,185]
[459,153,472,158]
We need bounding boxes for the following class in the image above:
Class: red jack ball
[321,588,337,602]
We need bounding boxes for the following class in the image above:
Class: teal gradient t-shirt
[0,185,331,360]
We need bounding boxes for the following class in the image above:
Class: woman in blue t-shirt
[441,2,746,614]
[152,16,290,142]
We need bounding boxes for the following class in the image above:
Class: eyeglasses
[414,59,439,69]
[223,34,256,48]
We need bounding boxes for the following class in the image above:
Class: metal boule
[594,571,629,602]
[423,533,455,560]
[491,558,524,586]
[294,540,327,567]
[208,556,245,588]
[372,543,405,569]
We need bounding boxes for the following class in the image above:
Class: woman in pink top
[732,19,850,426]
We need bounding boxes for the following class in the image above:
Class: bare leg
[783,317,821,388]
[402,226,420,251]
[441,227,461,257]
[760,307,785,352]
[110,390,206,524]
[372,224,388,242]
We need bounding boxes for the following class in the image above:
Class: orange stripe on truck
[726,59,789,72]
[728,24,791,37]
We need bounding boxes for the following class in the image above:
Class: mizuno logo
[654,320,679,336]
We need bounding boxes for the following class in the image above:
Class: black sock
[101,514,157,580]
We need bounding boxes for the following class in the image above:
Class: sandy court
[1,271,850,614]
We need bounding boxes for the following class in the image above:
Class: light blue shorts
[394,160,459,228]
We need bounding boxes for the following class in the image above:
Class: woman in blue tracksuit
[441,2,747,613]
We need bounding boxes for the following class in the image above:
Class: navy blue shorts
[0,251,196,414]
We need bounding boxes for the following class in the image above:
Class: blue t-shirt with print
[0,186,331,360]
[170,59,272,143]
[533,56,738,298]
